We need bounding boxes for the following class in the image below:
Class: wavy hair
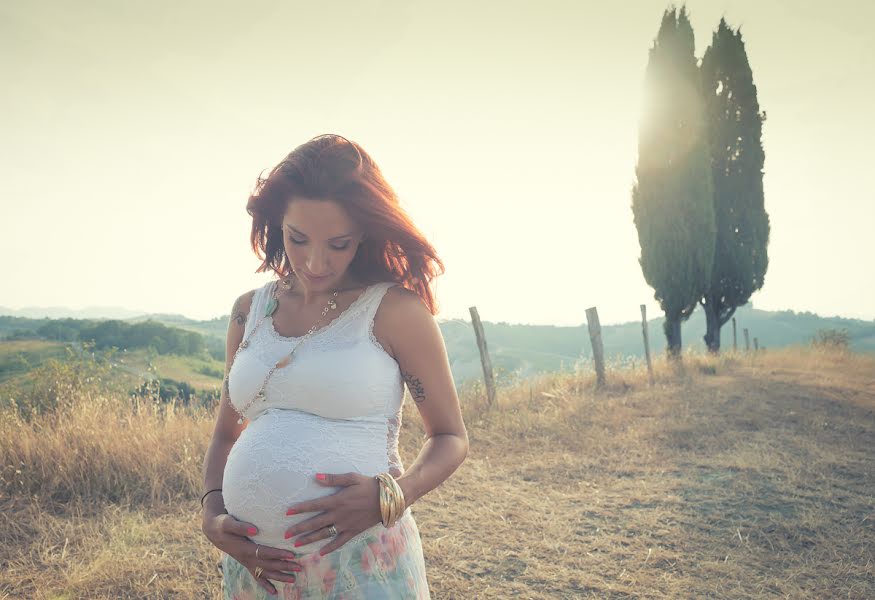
[246,134,445,315]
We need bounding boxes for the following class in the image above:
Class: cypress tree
[699,18,770,352]
[632,6,716,359]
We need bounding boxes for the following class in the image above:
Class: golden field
[2,344,873,599]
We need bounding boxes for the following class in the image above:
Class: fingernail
[285,553,297,560]
[286,508,296,515]
[248,527,257,535]
[284,531,293,539]
[294,540,304,547]
[316,473,326,480]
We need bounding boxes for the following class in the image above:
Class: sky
[1,0,873,326]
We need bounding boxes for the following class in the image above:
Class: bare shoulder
[381,284,431,320]
[374,284,437,359]
[224,286,260,362]
[229,288,258,328]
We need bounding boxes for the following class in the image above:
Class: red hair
[246,134,445,315]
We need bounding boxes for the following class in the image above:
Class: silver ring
[255,544,261,559]
[327,524,338,537]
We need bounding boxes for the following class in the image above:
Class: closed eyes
[289,237,350,251]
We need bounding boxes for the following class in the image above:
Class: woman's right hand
[202,508,302,595]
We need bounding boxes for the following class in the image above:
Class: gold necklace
[229,276,339,424]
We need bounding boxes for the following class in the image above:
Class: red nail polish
[248,527,257,535]
[286,509,296,515]
[294,540,304,547]
[284,531,293,539]
[316,473,326,480]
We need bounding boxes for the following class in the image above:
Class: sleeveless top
[227,279,406,471]
[222,279,408,555]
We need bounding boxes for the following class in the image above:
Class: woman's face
[281,197,365,289]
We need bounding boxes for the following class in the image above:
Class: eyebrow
[285,225,354,241]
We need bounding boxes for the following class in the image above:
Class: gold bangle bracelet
[382,472,403,520]
[376,474,390,526]
[376,472,406,527]
[387,486,396,526]
[386,478,397,525]
[390,477,404,523]
[381,479,391,526]
[377,474,391,526]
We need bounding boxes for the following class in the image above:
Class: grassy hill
[4,303,874,393]
[1,344,872,598]
[0,343,225,401]
[0,339,70,383]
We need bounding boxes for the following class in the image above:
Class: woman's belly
[222,407,391,555]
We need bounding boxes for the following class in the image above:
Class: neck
[286,273,366,305]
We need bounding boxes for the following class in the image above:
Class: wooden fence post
[469,306,496,407]
[585,306,606,388]
[743,328,751,352]
[732,317,738,352]
[640,304,654,385]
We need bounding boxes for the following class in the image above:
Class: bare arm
[200,287,305,593]
[383,287,469,507]
[200,289,255,517]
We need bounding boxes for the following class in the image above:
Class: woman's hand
[202,508,302,596]
[282,472,387,556]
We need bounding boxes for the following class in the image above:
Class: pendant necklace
[229,276,339,424]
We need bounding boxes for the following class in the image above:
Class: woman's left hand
[282,472,383,556]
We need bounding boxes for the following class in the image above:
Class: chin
[298,271,334,285]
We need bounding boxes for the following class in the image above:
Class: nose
[306,248,331,276]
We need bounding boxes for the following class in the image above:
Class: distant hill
[2,302,872,387]
[440,302,875,383]
[0,305,148,320]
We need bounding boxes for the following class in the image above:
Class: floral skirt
[220,510,430,599]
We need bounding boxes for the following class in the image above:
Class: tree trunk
[664,317,682,360]
[702,296,721,354]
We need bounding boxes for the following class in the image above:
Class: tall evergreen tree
[699,18,770,352]
[632,6,716,359]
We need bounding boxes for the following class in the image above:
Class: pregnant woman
[200,134,469,598]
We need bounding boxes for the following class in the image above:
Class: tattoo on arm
[402,371,426,404]
[230,296,248,327]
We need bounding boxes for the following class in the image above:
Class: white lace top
[222,279,408,554]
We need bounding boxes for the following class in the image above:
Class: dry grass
[2,344,873,598]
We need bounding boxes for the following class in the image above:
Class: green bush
[134,376,219,407]
[196,364,224,379]
[812,328,850,350]
[0,342,127,420]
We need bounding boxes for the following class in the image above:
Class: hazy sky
[2,0,873,326]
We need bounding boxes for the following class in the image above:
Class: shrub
[812,328,850,350]
[196,364,224,379]
[0,341,126,421]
